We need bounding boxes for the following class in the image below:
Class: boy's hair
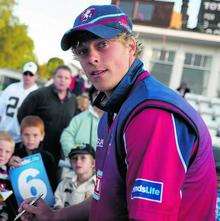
[20,115,45,134]
[0,131,15,149]
[68,144,95,159]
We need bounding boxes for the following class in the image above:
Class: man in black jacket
[17,65,77,165]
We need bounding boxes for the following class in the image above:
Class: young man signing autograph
[19,4,216,221]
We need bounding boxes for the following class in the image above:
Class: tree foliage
[0,0,36,70]
[38,57,64,80]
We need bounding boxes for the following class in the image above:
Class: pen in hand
[14,193,44,221]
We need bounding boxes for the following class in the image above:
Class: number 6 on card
[9,153,54,206]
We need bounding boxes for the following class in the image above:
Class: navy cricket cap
[68,144,95,159]
[61,4,133,51]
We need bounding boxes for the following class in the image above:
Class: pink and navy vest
[90,59,216,221]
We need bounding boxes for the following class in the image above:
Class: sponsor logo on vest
[131,179,163,203]
[93,169,103,201]
[96,138,104,148]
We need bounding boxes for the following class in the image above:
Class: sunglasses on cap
[23,71,35,77]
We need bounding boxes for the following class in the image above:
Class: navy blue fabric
[173,114,196,167]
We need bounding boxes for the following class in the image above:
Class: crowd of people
[0,60,102,220]
[0,3,218,221]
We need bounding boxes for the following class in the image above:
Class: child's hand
[8,156,22,167]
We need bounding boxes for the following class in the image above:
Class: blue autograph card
[9,153,54,206]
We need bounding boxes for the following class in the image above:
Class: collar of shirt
[88,105,100,119]
[51,84,72,101]
[72,173,96,188]
[93,58,149,113]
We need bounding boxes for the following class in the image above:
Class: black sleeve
[41,151,59,191]
[17,90,39,124]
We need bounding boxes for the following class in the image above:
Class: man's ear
[128,37,137,56]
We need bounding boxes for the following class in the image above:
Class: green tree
[0,0,36,70]
[38,57,64,80]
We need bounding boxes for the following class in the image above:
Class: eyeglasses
[23,72,35,77]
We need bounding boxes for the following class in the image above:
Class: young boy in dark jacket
[8,116,58,191]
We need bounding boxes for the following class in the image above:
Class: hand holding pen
[15,193,44,221]
[16,193,56,221]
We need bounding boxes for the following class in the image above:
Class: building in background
[112,0,220,98]
[112,0,174,28]
[197,0,220,35]
[136,26,220,97]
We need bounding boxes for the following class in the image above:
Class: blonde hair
[71,31,143,59]
[117,32,143,57]
[0,131,15,149]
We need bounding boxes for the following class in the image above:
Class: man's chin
[0,160,6,166]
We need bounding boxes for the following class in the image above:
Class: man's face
[53,68,72,92]
[22,72,37,89]
[75,37,136,93]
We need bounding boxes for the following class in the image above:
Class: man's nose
[88,47,100,65]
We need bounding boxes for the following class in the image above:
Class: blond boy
[0,132,14,167]
[54,144,95,209]
[0,131,15,220]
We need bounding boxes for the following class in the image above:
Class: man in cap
[20,4,216,221]
[0,62,38,143]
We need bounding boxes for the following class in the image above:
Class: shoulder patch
[131,178,163,203]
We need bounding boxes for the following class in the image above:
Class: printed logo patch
[131,179,163,203]
[93,170,103,201]
[80,8,95,22]
[96,138,104,148]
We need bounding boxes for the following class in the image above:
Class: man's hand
[19,198,57,221]
[18,196,91,221]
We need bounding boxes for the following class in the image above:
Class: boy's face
[70,154,94,176]
[0,140,14,165]
[22,127,44,151]
[77,96,89,112]
[76,37,136,93]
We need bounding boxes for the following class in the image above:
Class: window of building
[118,0,133,18]
[134,2,154,22]
[181,53,212,95]
[150,49,175,85]
[114,0,174,28]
